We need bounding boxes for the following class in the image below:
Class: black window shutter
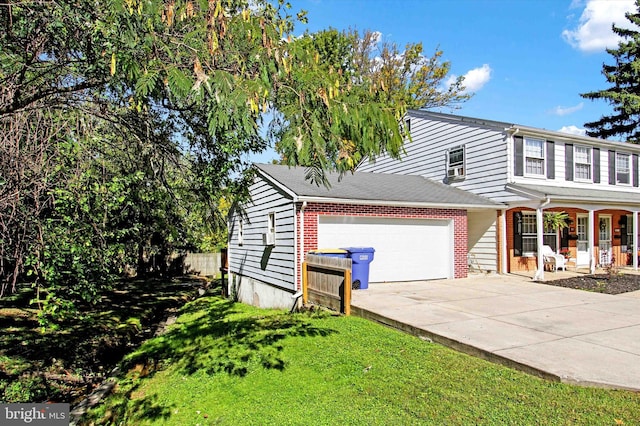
[546,140,555,179]
[561,227,569,250]
[634,154,639,187]
[565,144,573,181]
[514,136,524,176]
[609,150,616,185]
[513,211,523,257]
[621,215,628,247]
[593,147,600,183]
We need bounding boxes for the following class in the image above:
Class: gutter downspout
[635,211,639,271]
[299,201,307,293]
[533,197,551,281]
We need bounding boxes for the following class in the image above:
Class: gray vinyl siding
[359,111,511,202]
[228,177,296,290]
[467,210,498,272]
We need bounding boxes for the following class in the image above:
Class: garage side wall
[228,177,296,308]
[296,203,468,288]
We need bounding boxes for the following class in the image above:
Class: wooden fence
[302,254,352,315]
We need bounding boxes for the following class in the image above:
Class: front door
[576,215,589,266]
[599,215,612,265]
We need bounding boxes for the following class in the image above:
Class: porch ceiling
[506,183,640,207]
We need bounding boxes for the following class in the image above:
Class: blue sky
[253,0,636,162]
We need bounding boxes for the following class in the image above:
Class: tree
[0,107,62,296]
[0,0,469,323]
[351,29,470,111]
[581,0,640,142]
[271,28,469,179]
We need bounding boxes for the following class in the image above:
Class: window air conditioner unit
[448,167,464,178]
[263,232,276,246]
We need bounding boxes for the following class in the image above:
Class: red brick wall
[295,202,468,289]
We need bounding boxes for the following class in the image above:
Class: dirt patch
[543,273,640,295]
[0,277,214,404]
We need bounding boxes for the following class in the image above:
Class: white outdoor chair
[542,245,566,272]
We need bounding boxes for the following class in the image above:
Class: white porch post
[533,207,545,281]
[634,211,638,270]
[589,209,596,274]
[500,209,507,274]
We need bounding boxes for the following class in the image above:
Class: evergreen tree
[581,0,640,142]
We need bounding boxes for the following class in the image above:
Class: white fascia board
[506,184,640,207]
[507,125,640,153]
[296,196,502,211]
[504,184,546,201]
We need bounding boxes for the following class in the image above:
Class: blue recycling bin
[341,247,375,290]
[308,249,348,258]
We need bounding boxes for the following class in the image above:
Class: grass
[0,278,204,403]
[83,296,640,425]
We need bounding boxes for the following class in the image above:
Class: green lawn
[84,296,640,425]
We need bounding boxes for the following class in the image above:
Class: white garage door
[317,216,453,282]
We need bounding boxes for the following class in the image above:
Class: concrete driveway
[350,274,640,391]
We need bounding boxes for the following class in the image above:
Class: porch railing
[599,242,612,265]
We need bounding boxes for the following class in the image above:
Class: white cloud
[558,125,587,136]
[371,31,383,44]
[446,64,492,94]
[562,0,636,52]
[552,102,584,116]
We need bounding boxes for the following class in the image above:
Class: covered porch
[502,184,640,281]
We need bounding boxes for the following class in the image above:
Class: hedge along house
[358,110,640,280]
[226,163,502,309]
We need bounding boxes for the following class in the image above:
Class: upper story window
[524,138,545,176]
[447,145,465,179]
[616,152,631,184]
[574,145,592,181]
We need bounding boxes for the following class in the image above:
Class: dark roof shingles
[255,164,500,207]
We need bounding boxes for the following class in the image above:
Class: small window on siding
[617,152,631,184]
[264,212,276,246]
[574,145,592,180]
[447,145,465,179]
[404,117,411,135]
[524,138,545,176]
[268,212,275,234]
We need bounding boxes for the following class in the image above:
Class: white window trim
[521,210,556,256]
[264,212,276,246]
[447,145,465,180]
[403,117,411,136]
[574,145,592,182]
[616,152,632,185]
[523,137,545,178]
[521,211,537,256]
[626,214,634,253]
[576,214,588,253]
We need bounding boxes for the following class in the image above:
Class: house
[358,110,640,279]
[226,163,501,308]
